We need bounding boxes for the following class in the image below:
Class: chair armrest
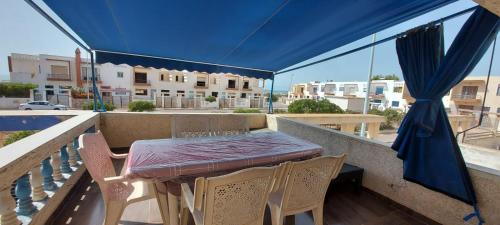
[104,175,128,184]
[181,183,195,212]
[110,153,128,159]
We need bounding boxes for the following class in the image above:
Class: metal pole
[90,52,106,112]
[268,74,275,114]
[360,34,377,137]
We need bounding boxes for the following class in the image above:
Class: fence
[155,96,263,109]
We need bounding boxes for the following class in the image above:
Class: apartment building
[8,49,265,107]
[288,80,407,112]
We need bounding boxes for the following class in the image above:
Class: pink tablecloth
[125,132,323,181]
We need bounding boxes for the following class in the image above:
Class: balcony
[134,79,151,86]
[0,111,498,225]
[451,94,482,105]
[47,73,71,81]
[194,82,208,89]
[82,75,102,83]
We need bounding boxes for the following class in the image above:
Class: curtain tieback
[415,98,434,102]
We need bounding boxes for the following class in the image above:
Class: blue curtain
[393,7,498,224]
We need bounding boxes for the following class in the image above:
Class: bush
[265,93,278,102]
[0,83,37,98]
[3,130,36,146]
[273,109,287,114]
[234,108,262,113]
[368,108,404,129]
[82,101,116,111]
[128,100,155,112]
[288,99,344,114]
[71,88,92,99]
[205,96,216,102]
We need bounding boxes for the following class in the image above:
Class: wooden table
[125,132,323,225]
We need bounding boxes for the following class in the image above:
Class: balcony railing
[47,73,71,81]
[0,111,99,225]
[134,80,151,86]
[451,94,481,100]
[82,75,102,83]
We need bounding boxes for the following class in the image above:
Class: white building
[8,49,266,108]
[288,80,408,112]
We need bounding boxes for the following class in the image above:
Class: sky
[0,0,498,91]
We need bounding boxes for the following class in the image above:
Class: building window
[241,93,247,98]
[134,72,147,84]
[375,87,384,95]
[45,85,54,89]
[228,80,236,89]
[50,65,69,75]
[243,81,250,89]
[160,90,170,96]
[212,78,217,85]
[392,101,400,107]
[497,84,500,96]
[197,76,207,87]
[135,89,148,96]
[160,74,164,81]
[177,90,185,97]
[117,72,124,78]
[393,87,403,93]
[339,86,344,92]
[497,107,500,113]
[211,92,218,97]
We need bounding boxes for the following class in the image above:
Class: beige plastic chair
[211,114,250,136]
[179,165,283,225]
[171,114,212,138]
[78,131,169,225]
[268,155,347,225]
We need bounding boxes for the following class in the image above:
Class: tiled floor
[48,172,438,225]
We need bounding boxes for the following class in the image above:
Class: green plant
[368,108,404,130]
[3,130,36,146]
[128,100,155,112]
[371,74,400,81]
[205,96,216,102]
[288,99,344,114]
[0,83,37,98]
[234,108,262,113]
[82,101,116,111]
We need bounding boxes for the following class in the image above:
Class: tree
[288,99,344,114]
[265,93,278,102]
[0,83,37,98]
[371,74,400,81]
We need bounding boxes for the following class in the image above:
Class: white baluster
[30,166,47,201]
[51,151,64,181]
[67,141,77,167]
[0,187,21,225]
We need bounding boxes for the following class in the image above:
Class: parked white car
[19,101,68,110]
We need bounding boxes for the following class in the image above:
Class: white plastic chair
[78,131,169,225]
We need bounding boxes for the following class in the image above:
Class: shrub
[82,101,116,111]
[288,99,344,114]
[205,96,216,102]
[71,88,92,99]
[3,130,36,146]
[128,100,155,112]
[368,108,404,129]
[0,83,37,98]
[234,108,262,113]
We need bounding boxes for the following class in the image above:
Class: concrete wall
[0,97,29,109]
[100,112,267,148]
[267,115,500,225]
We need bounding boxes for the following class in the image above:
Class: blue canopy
[42,0,456,78]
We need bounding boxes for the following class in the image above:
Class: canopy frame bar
[95,50,275,73]
[275,6,478,75]
[25,0,107,112]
